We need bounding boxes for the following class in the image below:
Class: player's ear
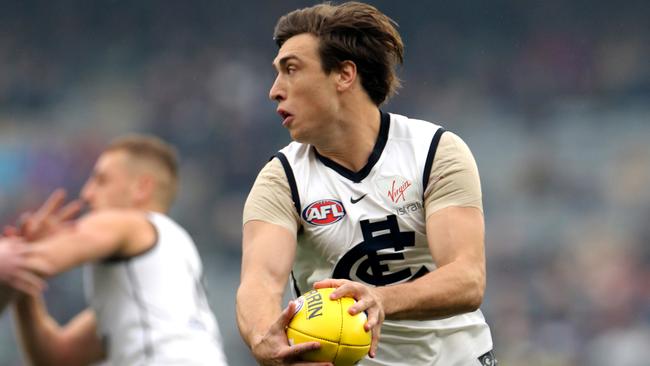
[134,174,156,204]
[336,60,357,92]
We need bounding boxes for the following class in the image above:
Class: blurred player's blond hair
[105,134,179,209]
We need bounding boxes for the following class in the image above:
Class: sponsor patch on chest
[376,176,418,203]
[302,199,346,226]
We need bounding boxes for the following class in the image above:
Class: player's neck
[137,201,168,214]
[314,105,381,173]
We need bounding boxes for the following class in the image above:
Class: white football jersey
[84,212,228,366]
[277,112,493,365]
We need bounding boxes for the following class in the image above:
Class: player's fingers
[313,278,347,290]
[363,305,379,332]
[277,300,299,329]
[369,324,381,358]
[57,199,83,222]
[3,225,19,237]
[286,340,322,356]
[363,305,382,358]
[21,250,54,278]
[16,212,32,235]
[20,216,36,237]
[10,270,46,296]
[347,297,370,315]
[35,189,67,219]
[327,281,362,300]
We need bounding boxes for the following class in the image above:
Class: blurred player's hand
[314,279,385,359]
[4,189,83,241]
[0,238,46,296]
[251,300,332,366]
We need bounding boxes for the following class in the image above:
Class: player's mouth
[277,109,294,127]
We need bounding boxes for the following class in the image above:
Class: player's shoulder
[438,130,474,155]
[81,208,148,226]
[388,112,443,137]
[256,155,288,182]
[277,140,310,159]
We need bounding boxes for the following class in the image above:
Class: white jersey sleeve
[84,212,228,366]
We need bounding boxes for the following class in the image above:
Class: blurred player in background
[7,135,228,365]
[237,2,496,365]
[0,240,45,313]
[0,192,70,312]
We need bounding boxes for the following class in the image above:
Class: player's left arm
[21,210,154,277]
[387,205,485,319]
[320,132,486,320]
[384,131,487,318]
[319,207,485,321]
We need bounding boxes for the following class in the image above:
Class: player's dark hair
[274,1,404,106]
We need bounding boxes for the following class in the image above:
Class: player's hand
[313,279,385,359]
[10,189,83,241]
[251,300,333,366]
[0,238,47,296]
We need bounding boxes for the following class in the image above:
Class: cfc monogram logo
[332,215,429,286]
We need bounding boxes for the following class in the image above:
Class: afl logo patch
[302,199,346,226]
[292,296,305,316]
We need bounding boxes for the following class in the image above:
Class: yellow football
[286,287,371,366]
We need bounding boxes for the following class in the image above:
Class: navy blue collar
[313,111,390,183]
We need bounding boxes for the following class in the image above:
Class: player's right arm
[10,195,152,365]
[0,190,77,313]
[12,295,105,366]
[0,239,46,313]
[236,159,326,365]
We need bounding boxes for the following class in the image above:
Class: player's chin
[289,132,308,144]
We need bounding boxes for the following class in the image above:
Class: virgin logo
[388,179,412,203]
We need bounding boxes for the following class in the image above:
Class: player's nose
[80,181,94,203]
[269,75,286,102]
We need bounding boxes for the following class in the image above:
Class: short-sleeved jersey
[84,212,228,366]
[244,111,493,365]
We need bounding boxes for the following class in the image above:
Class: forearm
[238,220,297,347]
[12,295,68,365]
[236,281,285,347]
[25,220,124,278]
[377,259,485,320]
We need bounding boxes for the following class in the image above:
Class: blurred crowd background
[1,0,649,365]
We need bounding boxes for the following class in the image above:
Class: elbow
[465,287,484,312]
[463,270,486,312]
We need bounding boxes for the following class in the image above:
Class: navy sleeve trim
[102,219,159,263]
[422,128,446,199]
[126,262,154,359]
[275,152,301,216]
[290,271,301,298]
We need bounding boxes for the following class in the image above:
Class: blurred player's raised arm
[21,209,154,277]
[12,209,153,365]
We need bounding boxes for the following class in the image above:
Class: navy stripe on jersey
[422,128,446,198]
[126,262,153,359]
[101,220,159,263]
[275,153,301,216]
[314,110,390,183]
[290,271,301,298]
